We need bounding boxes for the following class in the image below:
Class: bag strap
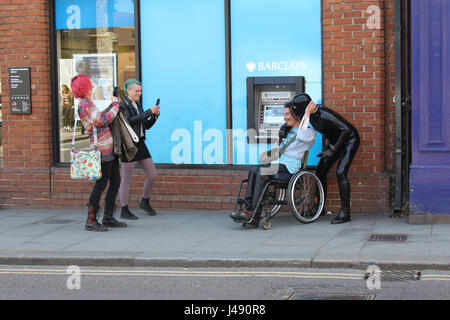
[119,112,139,143]
[278,134,297,155]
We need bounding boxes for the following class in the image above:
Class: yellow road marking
[0,268,362,280]
[3,268,450,281]
[422,274,450,281]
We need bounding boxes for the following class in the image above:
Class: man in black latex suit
[289,93,360,224]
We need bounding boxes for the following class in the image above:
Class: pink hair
[70,74,92,99]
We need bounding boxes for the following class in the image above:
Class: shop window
[54,0,136,162]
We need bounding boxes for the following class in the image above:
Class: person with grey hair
[118,79,160,220]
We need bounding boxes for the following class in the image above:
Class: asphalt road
[1,265,450,303]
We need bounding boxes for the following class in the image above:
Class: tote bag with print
[70,120,102,181]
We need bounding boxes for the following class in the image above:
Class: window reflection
[55,0,136,163]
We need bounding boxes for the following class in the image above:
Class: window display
[55,0,136,162]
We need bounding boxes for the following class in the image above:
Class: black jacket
[310,105,359,150]
[119,96,157,140]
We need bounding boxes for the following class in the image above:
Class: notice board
[9,67,31,114]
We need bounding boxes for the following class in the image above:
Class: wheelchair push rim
[287,171,324,223]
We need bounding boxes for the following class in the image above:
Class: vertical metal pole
[134,0,142,82]
[49,0,60,165]
[393,0,411,213]
[393,0,403,212]
[402,0,411,211]
[224,0,233,165]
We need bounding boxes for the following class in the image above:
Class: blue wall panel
[230,0,322,165]
[56,0,134,29]
[140,0,226,164]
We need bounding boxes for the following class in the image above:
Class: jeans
[244,163,291,216]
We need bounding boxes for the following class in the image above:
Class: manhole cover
[369,234,407,241]
[364,270,421,282]
[289,293,376,300]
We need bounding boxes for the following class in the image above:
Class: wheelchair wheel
[262,218,272,230]
[262,184,286,219]
[287,171,324,223]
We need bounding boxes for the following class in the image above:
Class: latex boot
[331,180,351,224]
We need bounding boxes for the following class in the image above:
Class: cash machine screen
[263,105,284,124]
[247,76,305,143]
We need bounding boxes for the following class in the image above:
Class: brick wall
[321,0,393,213]
[0,0,394,214]
[0,0,53,206]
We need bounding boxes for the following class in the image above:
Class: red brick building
[0,0,401,215]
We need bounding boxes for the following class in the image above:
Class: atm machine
[247,76,305,143]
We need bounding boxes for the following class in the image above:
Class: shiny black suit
[310,105,360,220]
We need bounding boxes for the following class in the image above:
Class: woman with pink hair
[71,74,127,231]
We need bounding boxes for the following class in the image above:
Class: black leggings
[315,136,360,210]
[89,157,120,212]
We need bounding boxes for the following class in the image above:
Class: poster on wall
[73,53,117,112]
[9,67,32,115]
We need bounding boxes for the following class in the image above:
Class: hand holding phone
[153,98,161,118]
[111,87,120,103]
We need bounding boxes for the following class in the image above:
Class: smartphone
[154,98,160,118]
[113,86,119,97]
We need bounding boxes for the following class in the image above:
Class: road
[1,265,450,302]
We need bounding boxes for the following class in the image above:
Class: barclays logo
[246,60,307,73]
[246,61,257,72]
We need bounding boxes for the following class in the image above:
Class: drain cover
[364,270,421,282]
[289,292,376,300]
[369,234,407,241]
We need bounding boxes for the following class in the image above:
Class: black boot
[103,206,127,228]
[331,180,351,224]
[140,198,157,216]
[85,205,108,231]
[236,210,260,227]
[121,205,138,220]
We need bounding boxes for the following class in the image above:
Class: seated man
[230,101,316,227]
[290,93,360,224]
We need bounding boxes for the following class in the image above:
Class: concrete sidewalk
[0,207,450,270]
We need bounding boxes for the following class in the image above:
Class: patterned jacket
[77,98,119,162]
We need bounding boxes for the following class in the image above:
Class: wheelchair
[232,152,325,230]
